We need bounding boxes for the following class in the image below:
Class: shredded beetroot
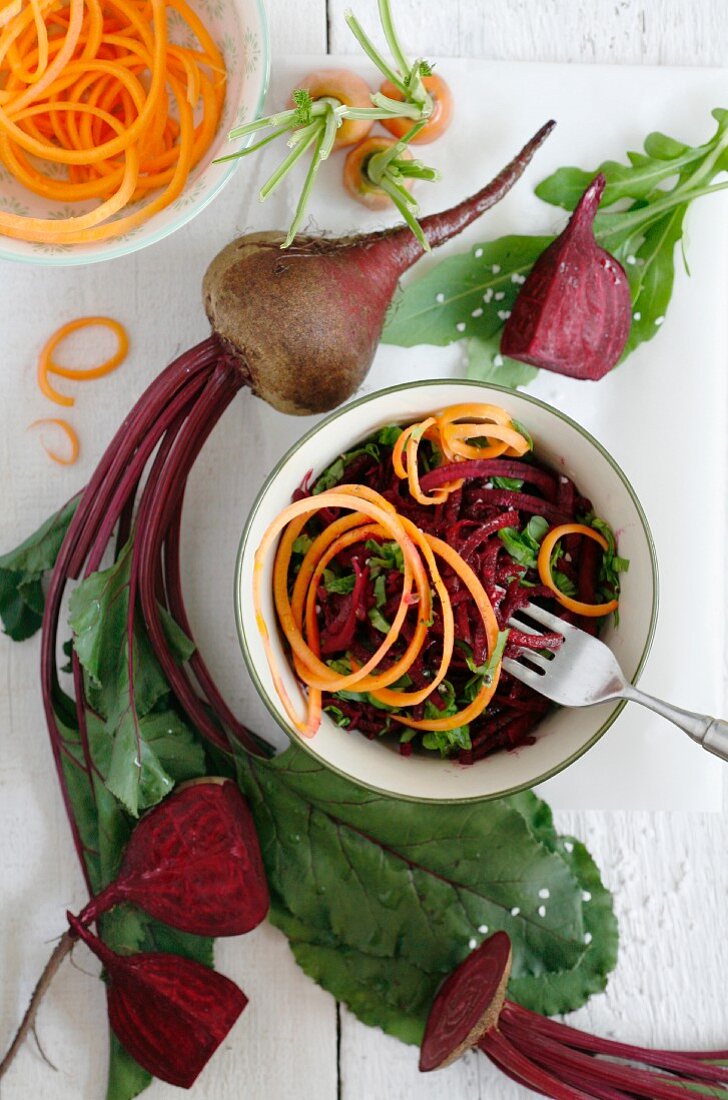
[297,421,619,761]
[67,914,247,1089]
[500,174,632,380]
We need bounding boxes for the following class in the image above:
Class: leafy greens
[383,108,728,386]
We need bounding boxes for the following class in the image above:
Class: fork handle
[622,684,728,762]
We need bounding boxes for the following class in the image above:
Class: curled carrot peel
[391,403,530,505]
[37,316,129,406]
[255,484,502,739]
[0,0,225,244]
[537,523,619,618]
[29,417,79,465]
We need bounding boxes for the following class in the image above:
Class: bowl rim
[235,378,660,802]
[0,0,271,268]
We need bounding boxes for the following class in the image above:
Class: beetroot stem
[502,1002,728,1083]
[500,1020,724,1100]
[0,932,74,1080]
[479,1029,592,1099]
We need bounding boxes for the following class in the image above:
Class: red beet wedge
[420,932,728,1099]
[501,174,632,380]
[67,913,248,1089]
[79,779,269,936]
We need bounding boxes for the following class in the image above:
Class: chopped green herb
[498,515,549,569]
[292,534,313,556]
[373,574,388,608]
[323,705,350,728]
[322,570,357,595]
[492,476,524,491]
[368,607,391,634]
[366,539,405,576]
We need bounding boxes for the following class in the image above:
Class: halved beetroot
[501,174,632,380]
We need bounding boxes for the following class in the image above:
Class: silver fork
[503,601,728,762]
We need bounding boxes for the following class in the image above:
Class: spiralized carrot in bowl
[0,0,226,244]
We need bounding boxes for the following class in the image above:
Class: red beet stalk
[501,174,632,380]
[67,913,248,1089]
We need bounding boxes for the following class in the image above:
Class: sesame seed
[493,354,504,367]
[582,890,592,903]
[538,888,550,899]
[494,291,505,301]
[538,905,546,918]
[478,924,489,934]
[511,273,526,284]
[497,310,511,321]
[483,289,494,303]
[633,311,641,321]
[584,932,593,945]
[510,906,520,917]
[655,315,665,326]
[564,840,574,853]
[474,247,483,258]
[471,307,483,318]
[626,255,637,265]
[435,292,445,304]
[492,264,501,274]
[468,937,478,949]
[456,322,466,333]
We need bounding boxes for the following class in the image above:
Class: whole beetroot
[203,121,555,414]
[501,173,632,380]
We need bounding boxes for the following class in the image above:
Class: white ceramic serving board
[0,65,723,975]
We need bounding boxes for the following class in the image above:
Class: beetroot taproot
[501,174,632,380]
[203,121,555,414]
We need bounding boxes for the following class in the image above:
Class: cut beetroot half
[81,779,269,937]
[501,174,632,381]
[419,931,512,1072]
[68,913,248,1089]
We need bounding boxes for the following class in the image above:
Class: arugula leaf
[498,516,549,569]
[0,497,78,640]
[466,336,539,390]
[373,574,387,607]
[383,236,551,348]
[237,745,616,1040]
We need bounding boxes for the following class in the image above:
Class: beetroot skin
[501,174,632,380]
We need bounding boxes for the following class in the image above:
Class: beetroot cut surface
[501,173,632,380]
[68,914,248,1089]
[419,930,512,1071]
[80,779,269,937]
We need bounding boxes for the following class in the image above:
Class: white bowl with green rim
[0,0,269,266]
[235,380,658,803]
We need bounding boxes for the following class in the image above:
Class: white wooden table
[2,3,728,1099]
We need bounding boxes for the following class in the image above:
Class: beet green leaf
[237,744,617,1039]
